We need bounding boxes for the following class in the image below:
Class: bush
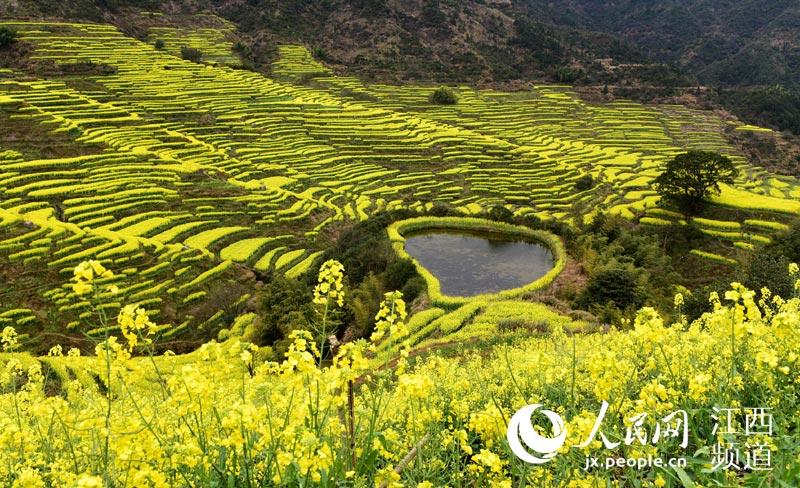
[401,276,426,303]
[312,44,328,61]
[385,259,419,291]
[487,205,514,223]
[256,276,314,347]
[154,39,165,50]
[574,174,595,192]
[764,221,800,263]
[579,268,643,311]
[429,86,458,105]
[745,254,794,300]
[0,27,16,49]
[181,46,203,63]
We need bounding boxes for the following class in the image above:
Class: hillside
[1,18,800,355]
[533,0,800,86]
[0,0,800,85]
[3,0,799,89]
[0,0,638,83]
[4,0,799,140]
[2,13,800,487]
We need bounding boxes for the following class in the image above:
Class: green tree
[0,27,16,48]
[654,150,739,216]
[429,86,458,105]
[578,268,643,311]
[745,254,794,300]
[180,46,203,63]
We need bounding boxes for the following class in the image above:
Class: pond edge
[388,217,567,308]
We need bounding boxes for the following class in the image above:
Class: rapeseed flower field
[1,18,800,488]
[1,260,798,487]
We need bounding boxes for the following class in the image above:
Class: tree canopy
[0,27,16,48]
[653,150,739,216]
[429,86,458,105]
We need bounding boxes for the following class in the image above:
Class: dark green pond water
[404,231,554,297]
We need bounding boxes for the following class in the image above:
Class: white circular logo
[507,404,567,464]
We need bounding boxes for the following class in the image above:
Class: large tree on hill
[654,150,739,216]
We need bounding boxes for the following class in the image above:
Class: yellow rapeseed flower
[117,304,157,351]
[71,260,114,296]
[71,280,93,296]
[13,465,46,488]
[370,291,408,343]
[72,261,95,281]
[73,473,104,487]
[472,448,505,474]
[1,325,18,351]
[313,259,345,307]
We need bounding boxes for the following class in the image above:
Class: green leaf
[673,465,695,488]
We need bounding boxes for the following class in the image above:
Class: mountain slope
[532,0,800,87]
[3,0,798,89]
[2,0,800,135]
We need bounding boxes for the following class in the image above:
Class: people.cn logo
[507,404,567,464]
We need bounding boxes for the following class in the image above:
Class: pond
[403,231,554,297]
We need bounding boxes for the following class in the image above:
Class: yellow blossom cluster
[1,326,18,351]
[0,265,798,486]
[370,290,408,343]
[71,259,117,296]
[117,304,158,351]
[312,259,345,308]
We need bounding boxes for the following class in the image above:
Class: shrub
[312,44,328,61]
[59,61,117,75]
[384,259,419,291]
[745,254,794,300]
[429,86,458,105]
[0,27,16,48]
[154,39,165,50]
[574,174,595,192]
[764,221,800,263]
[487,205,514,223]
[256,276,314,347]
[401,276,426,303]
[579,268,643,311]
[180,46,203,63]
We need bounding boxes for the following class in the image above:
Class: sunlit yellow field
[1,261,798,487]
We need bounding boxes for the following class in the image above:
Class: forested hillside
[3,0,798,135]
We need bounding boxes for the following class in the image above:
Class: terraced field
[2,18,800,350]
